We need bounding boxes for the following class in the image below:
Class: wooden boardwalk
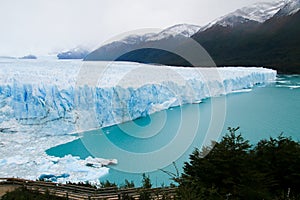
[0,178,177,199]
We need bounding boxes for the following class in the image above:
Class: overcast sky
[0,0,278,56]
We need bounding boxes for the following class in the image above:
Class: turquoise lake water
[46,75,300,187]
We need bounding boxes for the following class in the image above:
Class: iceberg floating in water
[0,59,276,183]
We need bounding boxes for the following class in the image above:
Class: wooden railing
[0,178,177,199]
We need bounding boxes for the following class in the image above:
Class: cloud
[0,0,276,56]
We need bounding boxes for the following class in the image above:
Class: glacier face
[0,58,117,184]
[0,60,277,133]
[0,58,276,182]
[89,65,277,128]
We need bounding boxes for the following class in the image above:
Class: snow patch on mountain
[106,24,201,46]
[57,47,90,59]
[200,0,286,30]
[145,24,201,42]
[275,0,300,16]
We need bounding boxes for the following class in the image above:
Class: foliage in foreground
[1,187,66,200]
[177,127,300,200]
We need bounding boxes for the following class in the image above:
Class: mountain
[85,1,286,64]
[275,0,300,16]
[200,0,286,31]
[85,0,300,73]
[84,24,200,63]
[192,0,300,73]
[145,24,201,40]
[0,56,16,59]
[19,54,37,59]
[57,47,90,59]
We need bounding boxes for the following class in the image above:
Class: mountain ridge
[84,0,300,73]
[192,7,300,73]
[199,0,286,31]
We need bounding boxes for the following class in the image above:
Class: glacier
[0,58,276,183]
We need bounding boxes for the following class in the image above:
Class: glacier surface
[0,58,276,183]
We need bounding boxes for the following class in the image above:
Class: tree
[141,173,152,189]
[100,180,117,188]
[177,127,300,199]
[123,179,135,188]
[139,174,152,200]
[252,135,300,199]
[181,127,252,198]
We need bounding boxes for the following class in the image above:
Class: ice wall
[0,61,276,134]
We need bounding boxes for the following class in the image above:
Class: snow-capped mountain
[85,0,300,73]
[199,0,300,31]
[97,0,299,49]
[84,24,201,61]
[145,24,201,42]
[275,0,300,16]
[200,0,286,31]
[57,47,90,59]
[107,24,200,45]
[192,0,300,74]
